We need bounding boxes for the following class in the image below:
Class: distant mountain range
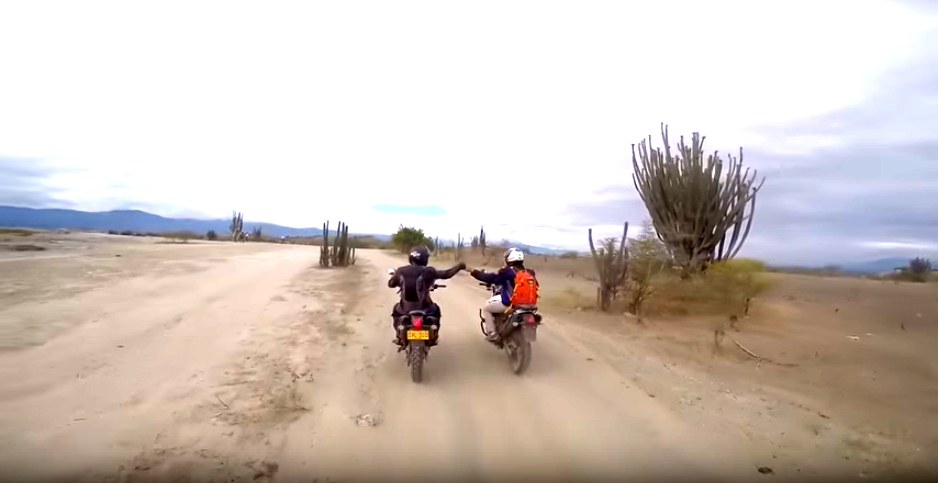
[838,258,911,274]
[767,257,917,275]
[0,205,349,239]
[0,205,570,254]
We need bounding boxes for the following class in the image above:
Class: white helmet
[504,248,524,264]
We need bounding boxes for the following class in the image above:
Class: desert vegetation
[319,221,356,268]
[390,225,435,254]
[897,257,933,283]
[631,123,764,277]
[230,211,245,242]
[563,124,772,322]
[588,222,630,311]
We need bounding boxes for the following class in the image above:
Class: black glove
[458,262,467,270]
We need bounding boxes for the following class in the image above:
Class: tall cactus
[632,123,765,276]
[320,221,330,267]
[479,226,487,256]
[455,233,464,262]
[330,221,341,266]
[229,211,244,242]
[588,222,630,312]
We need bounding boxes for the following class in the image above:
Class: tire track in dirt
[103,261,371,483]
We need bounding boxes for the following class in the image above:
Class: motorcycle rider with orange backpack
[468,248,539,341]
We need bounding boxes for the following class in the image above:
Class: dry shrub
[6,244,46,251]
[892,257,933,283]
[0,228,37,236]
[643,258,772,317]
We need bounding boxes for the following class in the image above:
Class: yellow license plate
[407,330,430,341]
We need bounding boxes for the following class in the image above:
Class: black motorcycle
[388,269,445,383]
[478,282,542,375]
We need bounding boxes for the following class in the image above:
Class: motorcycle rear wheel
[408,343,426,383]
[506,331,532,375]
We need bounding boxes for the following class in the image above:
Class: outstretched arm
[388,269,400,288]
[470,268,502,284]
[434,263,466,280]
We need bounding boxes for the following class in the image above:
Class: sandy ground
[1,233,935,482]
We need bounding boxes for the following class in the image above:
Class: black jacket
[389,263,464,310]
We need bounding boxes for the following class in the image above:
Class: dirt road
[0,240,782,482]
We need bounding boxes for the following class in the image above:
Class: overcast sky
[1,0,936,265]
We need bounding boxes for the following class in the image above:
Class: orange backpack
[510,269,539,306]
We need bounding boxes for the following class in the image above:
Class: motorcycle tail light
[523,313,536,324]
[412,316,423,328]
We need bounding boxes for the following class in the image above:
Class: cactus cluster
[320,221,356,267]
[588,222,630,312]
[470,226,487,255]
[631,123,764,275]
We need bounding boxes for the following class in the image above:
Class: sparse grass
[539,287,596,312]
[0,228,38,237]
[5,244,46,252]
[635,260,773,317]
[539,257,773,319]
[890,270,933,284]
[156,239,190,244]
[157,230,202,240]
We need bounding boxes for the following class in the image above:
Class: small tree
[251,226,263,241]
[626,220,671,315]
[391,225,435,254]
[206,230,218,241]
[908,257,932,283]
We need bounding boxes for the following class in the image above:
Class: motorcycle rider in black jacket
[388,245,466,346]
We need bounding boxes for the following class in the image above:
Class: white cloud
[859,241,938,251]
[0,0,933,249]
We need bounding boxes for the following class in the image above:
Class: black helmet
[408,245,430,266]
